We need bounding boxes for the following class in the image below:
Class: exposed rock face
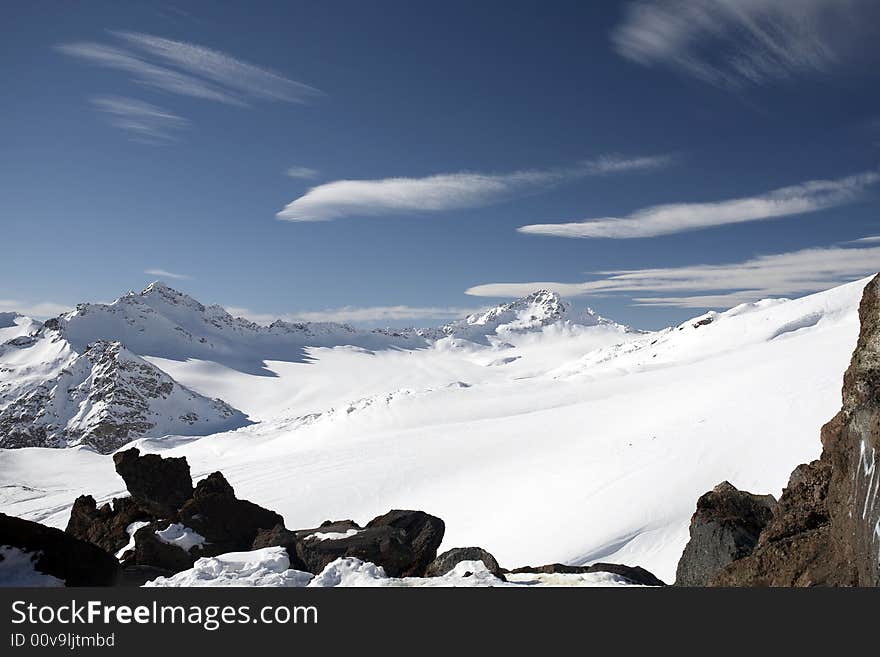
[253,510,445,577]
[710,274,880,586]
[1,512,120,586]
[674,481,777,586]
[66,495,151,554]
[65,450,284,574]
[130,523,198,573]
[0,340,246,453]
[113,448,193,517]
[426,547,505,580]
[177,471,283,555]
[506,562,666,587]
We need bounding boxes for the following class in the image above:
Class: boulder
[257,510,445,577]
[674,481,776,586]
[65,494,152,554]
[177,472,283,555]
[0,512,120,586]
[426,547,505,580]
[130,523,197,573]
[113,448,193,518]
[364,509,445,576]
[118,564,176,587]
[507,562,666,586]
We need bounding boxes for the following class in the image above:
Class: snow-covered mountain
[59,282,427,374]
[0,337,246,453]
[0,283,632,451]
[1,276,875,583]
[0,312,40,344]
[428,290,630,343]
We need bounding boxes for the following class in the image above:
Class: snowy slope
[0,313,40,344]
[0,276,873,583]
[0,339,247,453]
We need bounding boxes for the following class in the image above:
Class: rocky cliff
[678,274,880,586]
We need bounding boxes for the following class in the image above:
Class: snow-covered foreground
[144,547,637,587]
[0,277,871,583]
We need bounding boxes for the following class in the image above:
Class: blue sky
[2,0,880,329]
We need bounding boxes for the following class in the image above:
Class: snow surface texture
[155,523,206,552]
[0,546,64,587]
[145,547,636,587]
[0,277,873,582]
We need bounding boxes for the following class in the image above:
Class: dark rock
[506,562,666,586]
[177,472,283,555]
[674,481,776,586]
[65,494,152,554]
[426,547,505,580]
[113,448,193,517]
[118,565,176,587]
[130,523,196,573]
[364,509,445,576]
[711,274,880,587]
[259,510,445,577]
[0,512,120,586]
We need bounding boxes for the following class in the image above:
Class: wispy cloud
[466,241,880,308]
[849,235,880,244]
[0,299,72,320]
[144,268,192,281]
[92,95,189,141]
[57,32,322,108]
[611,0,874,90]
[226,304,482,326]
[277,154,672,222]
[57,42,243,105]
[285,166,320,180]
[518,171,880,239]
[114,31,322,104]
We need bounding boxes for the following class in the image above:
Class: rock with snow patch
[65,494,152,555]
[257,511,444,577]
[0,512,120,586]
[507,562,666,586]
[426,547,505,580]
[130,522,200,573]
[177,472,284,555]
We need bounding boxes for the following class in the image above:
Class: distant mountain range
[0,282,628,453]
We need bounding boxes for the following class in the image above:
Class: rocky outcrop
[113,448,193,517]
[66,495,151,554]
[506,562,666,587]
[130,523,200,573]
[712,460,841,586]
[177,472,283,555]
[690,274,880,586]
[253,510,445,577]
[674,481,776,586]
[1,512,120,586]
[426,547,505,580]
[65,449,284,575]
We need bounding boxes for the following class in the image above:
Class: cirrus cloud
[276,154,672,222]
[466,241,880,309]
[611,0,875,90]
[518,171,880,239]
